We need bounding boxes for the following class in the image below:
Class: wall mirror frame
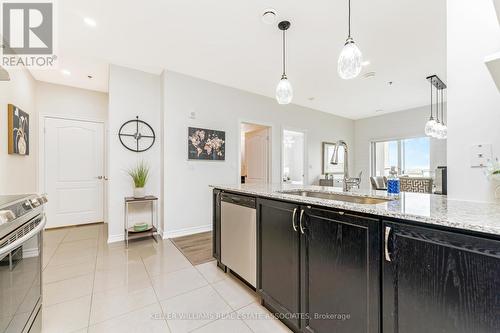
[322,142,345,175]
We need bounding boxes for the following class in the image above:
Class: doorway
[43,117,105,228]
[282,129,306,185]
[240,122,271,184]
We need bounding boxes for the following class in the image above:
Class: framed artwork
[322,142,344,174]
[188,127,225,160]
[8,104,29,155]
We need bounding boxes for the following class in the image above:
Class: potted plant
[127,161,149,198]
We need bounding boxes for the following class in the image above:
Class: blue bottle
[387,166,400,195]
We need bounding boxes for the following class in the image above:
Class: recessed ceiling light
[61,69,71,76]
[261,9,277,24]
[375,109,384,113]
[362,60,371,66]
[83,17,97,27]
[308,97,315,101]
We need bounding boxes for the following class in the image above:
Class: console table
[124,196,158,247]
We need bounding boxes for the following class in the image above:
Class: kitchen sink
[281,190,392,204]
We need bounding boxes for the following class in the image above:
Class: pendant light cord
[348,0,352,38]
[441,88,445,125]
[430,80,433,119]
[435,85,440,123]
[282,29,286,77]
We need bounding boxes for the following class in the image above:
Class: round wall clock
[118,116,156,152]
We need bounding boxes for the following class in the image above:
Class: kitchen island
[211,184,500,333]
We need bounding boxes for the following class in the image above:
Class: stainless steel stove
[0,194,47,333]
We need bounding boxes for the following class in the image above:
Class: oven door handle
[0,214,46,257]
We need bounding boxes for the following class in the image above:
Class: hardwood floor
[171,231,214,265]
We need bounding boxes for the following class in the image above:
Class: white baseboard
[163,224,212,239]
[107,234,124,244]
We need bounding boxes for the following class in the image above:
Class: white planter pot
[133,187,145,198]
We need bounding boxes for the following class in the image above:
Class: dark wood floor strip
[171,231,214,266]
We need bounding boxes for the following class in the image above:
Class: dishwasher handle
[220,193,256,209]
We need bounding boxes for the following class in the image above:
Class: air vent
[0,217,42,249]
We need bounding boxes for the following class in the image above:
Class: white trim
[162,224,212,239]
[107,234,124,244]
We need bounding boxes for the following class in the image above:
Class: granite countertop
[210,183,500,237]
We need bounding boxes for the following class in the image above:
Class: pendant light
[424,79,437,137]
[338,0,363,79]
[276,21,293,105]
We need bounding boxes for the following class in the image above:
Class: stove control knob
[30,199,40,207]
[23,201,32,209]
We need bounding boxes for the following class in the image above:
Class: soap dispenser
[387,166,400,195]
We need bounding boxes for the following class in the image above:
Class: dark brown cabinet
[257,198,302,332]
[301,206,380,333]
[212,189,222,265]
[257,199,380,333]
[383,221,500,333]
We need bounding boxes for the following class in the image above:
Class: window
[372,137,431,177]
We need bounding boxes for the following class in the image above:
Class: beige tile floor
[42,224,291,333]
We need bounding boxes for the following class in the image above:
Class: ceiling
[29,0,446,119]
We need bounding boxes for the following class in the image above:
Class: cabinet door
[383,221,500,333]
[257,198,301,332]
[301,207,380,333]
[212,189,221,262]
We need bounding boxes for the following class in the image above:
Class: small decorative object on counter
[485,158,500,181]
[387,166,401,195]
[484,158,500,199]
[127,161,150,198]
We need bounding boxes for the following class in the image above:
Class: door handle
[384,226,392,262]
[97,176,103,180]
[299,209,306,234]
[292,208,298,232]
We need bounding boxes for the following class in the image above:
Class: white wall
[354,105,447,189]
[0,68,37,194]
[36,81,108,121]
[447,0,500,202]
[107,65,162,242]
[163,71,354,237]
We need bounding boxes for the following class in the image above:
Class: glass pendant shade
[338,38,363,79]
[433,122,444,139]
[441,125,448,139]
[276,77,293,104]
[424,118,437,136]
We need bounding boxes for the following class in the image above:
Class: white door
[245,128,269,184]
[44,117,104,228]
[282,130,306,184]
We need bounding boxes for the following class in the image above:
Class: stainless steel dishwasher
[220,192,256,287]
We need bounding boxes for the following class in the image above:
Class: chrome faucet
[330,140,362,192]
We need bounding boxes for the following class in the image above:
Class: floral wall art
[8,104,29,155]
[188,127,225,160]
